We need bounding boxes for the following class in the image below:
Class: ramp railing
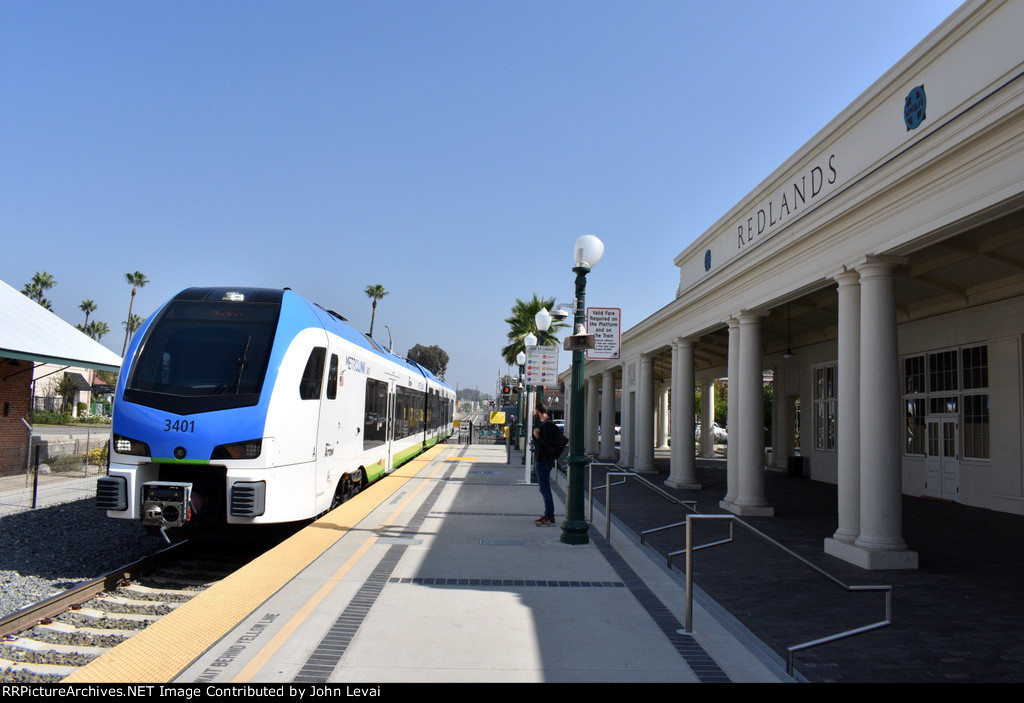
[586,462,892,677]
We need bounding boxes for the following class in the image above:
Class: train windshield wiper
[214,335,252,395]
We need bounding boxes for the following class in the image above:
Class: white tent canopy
[0,278,122,372]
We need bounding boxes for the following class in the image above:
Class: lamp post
[522,332,538,481]
[561,234,604,546]
[516,351,526,456]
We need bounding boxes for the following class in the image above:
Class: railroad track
[0,540,261,682]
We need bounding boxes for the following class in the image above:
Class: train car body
[96,287,455,536]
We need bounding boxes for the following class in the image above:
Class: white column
[700,379,716,458]
[668,339,699,489]
[585,375,600,456]
[724,312,773,516]
[619,368,633,468]
[721,318,741,507]
[635,353,656,473]
[599,368,618,462]
[656,386,670,448]
[847,259,917,568]
[826,270,861,555]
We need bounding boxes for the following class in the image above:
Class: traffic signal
[502,385,512,395]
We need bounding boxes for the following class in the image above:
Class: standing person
[533,403,564,526]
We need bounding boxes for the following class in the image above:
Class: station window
[905,398,926,455]
[963,393,990,459]
[813,363,836,452]
[900,344,989,460]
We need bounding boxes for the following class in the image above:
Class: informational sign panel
[524,345,559,387]
[586,307,621,359]
[489,411,506,424]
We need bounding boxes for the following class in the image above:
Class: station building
[0,278,122,474]
[569,0,1024,569]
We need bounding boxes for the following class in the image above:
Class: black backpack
[552,425,569,456]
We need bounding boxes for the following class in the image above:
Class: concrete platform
[65,443,790,684]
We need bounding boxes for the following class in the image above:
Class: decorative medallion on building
[904,85,927,131]
[704,249,712,272]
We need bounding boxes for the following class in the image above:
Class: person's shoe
[535,516,555,526]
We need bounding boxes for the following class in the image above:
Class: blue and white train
[97,287,455,537]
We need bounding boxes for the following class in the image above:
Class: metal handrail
[584,461,892,678]
[586,462,696,542]
[682,514,892,676]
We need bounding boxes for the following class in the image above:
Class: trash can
[787,455,804,477]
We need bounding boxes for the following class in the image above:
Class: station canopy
[0,278,122,372]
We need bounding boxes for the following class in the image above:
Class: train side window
[364,378,389,449]
[300,347,326,400]
[327,354,339,400]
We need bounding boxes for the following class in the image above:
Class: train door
[386,383,396,471]
[362,377,390,480]
[317,352,344,508]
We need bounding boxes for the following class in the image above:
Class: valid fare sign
[586,307,620,360]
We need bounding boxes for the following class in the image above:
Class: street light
[535,307,552,339]
[562,234,603,545]
[516,350,526,457]
[522,332,538,480]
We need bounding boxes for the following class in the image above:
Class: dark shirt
[535,418,561,461]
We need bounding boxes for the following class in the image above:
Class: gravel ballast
[0,497,166,619]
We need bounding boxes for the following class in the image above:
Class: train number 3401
[164,419,196,433]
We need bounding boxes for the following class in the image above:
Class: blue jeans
[536,458,554,521]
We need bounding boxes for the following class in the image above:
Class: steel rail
[0,540,189,640]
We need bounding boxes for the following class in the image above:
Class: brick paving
[592,455,1024,683]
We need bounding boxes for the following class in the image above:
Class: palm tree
[79,299,97,325]
[22,271,56,309]
[122,314,143,348]
[500,294,568,366]
[364,284,388,338]
[122,271,149,354]
[89,320,110,342]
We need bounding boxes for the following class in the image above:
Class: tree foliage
[122,271,149,355]
[364,284,389,337]
[21,271,56,310]
[500,293,568,366]
[407,344,449,380]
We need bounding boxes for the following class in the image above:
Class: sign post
[522,345,559,483]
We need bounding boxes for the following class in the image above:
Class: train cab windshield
[124,295,281,414]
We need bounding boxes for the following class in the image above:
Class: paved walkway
[68,443,791,684]
[9,444,1024,682]
[0,469,99,517]
[596,451,1024,683]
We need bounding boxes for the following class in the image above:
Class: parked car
[695,422,728,443]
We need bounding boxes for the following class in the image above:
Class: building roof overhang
[0,278,122,373]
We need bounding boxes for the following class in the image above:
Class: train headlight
[211,439,262,460]
[113,434,151,457]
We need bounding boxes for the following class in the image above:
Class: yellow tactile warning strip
[230,454,451,682]
[64,445,451,683]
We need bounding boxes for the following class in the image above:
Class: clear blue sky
[1,0,965,395]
